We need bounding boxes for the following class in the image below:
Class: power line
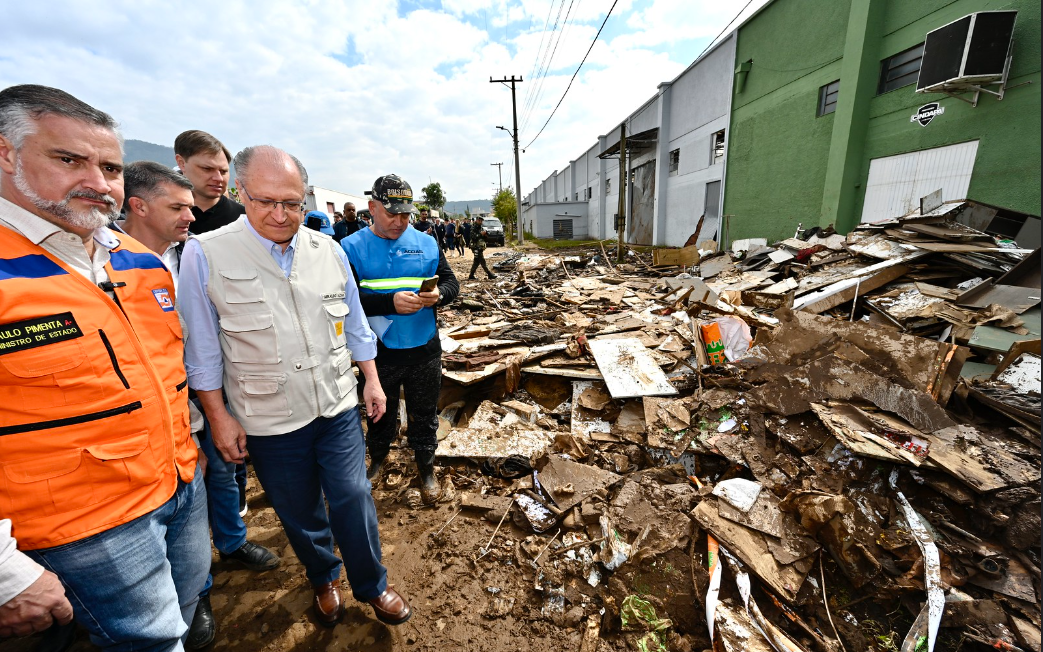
[524,0,618,149]
[694,0,754,62]
[522,0,583,135]
[519,0,569,129]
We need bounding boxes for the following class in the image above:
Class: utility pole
[615,123,627,262]
[490,75,524,244]
[491,162,503,193]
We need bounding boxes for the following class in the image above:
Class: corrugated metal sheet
[861,141,980,223]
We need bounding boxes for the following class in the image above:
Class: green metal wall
[723,0,1041,243]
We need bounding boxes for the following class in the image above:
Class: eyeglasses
[240,185,305,214]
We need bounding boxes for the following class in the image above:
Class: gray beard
[13,164,118,231]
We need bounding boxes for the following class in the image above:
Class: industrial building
[523,0,1040,249]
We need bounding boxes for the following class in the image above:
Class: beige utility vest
[197,220,358,436]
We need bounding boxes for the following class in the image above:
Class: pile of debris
[382,203,1040,652]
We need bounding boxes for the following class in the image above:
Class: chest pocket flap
[219,268,264,304]
[219,312,279,364]
[324,302,350,350]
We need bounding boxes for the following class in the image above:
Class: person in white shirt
[118,161,194,288]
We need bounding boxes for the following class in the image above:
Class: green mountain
[443,199,492,215]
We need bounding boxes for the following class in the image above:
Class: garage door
[861,140,979,223]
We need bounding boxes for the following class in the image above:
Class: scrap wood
[588,337,678,399]
[691,501,808,602]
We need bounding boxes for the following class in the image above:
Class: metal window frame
[878,42,926,94]
[668,148,680,174]
[818,79,840,116]
[709,130,726,165]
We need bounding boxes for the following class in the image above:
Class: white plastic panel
[861,140,980,223]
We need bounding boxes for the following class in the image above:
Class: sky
[0,0,767,202]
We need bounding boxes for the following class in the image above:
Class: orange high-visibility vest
[0,226,197,550]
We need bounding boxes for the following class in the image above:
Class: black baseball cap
[365,174,415,214]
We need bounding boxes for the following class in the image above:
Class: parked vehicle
[483,217,506,246]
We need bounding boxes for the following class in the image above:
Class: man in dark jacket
[333,201,361,242]
[467,217,497,280]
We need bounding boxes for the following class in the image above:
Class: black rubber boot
[367,445,390,481]
[415,449,441,505]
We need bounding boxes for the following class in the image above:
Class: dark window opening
[710,130,725,165]
[878,43,925,94]
[669,148,680,175]
[818,80,840,116]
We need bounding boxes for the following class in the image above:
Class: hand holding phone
[418,275,439,293]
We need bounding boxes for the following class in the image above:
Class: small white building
[524,202,588,240]
[306,185,366,216]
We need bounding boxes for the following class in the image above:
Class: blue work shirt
[178,216,377,392]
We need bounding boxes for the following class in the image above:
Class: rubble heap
[379,203,1041,652]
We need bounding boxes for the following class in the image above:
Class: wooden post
[615,123,627,262]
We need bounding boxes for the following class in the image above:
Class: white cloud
[0,0,759,201]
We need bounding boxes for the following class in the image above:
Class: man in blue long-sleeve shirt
[177,146,411,629]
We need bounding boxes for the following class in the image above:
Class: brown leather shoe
[313,580,345,627]
[368,587,412,625]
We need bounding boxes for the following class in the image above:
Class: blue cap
[305,210,335,236]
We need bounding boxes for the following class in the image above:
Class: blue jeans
[197,414,248,555]
[247,409,387,601]
[26,471,210,651]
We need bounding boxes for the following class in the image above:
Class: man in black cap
[341,175,459,504]
[467,216,497,280]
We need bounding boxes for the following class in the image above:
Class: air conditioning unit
[916,10,1017,95]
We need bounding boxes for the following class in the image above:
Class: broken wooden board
[796,263,912,314]
[520,364,603,380]
[534,454,623,513]
[571,381,612,440]
[748,355,956,433]
[928,424,1041,493]
[691,501,809,601]
[652,245,701,267]
[588,337,678,399]
[442,346,529,385]
[810,402,933,467]
[435,426,554,460]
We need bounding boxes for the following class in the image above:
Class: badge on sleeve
[152,288,175,312]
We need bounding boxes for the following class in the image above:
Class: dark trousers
[246,410,387,601]
[469,250,494,278]
[366,357,442,455]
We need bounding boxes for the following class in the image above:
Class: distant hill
[123,139,237,181]
[443,199,492,215]
[124,139,175,167]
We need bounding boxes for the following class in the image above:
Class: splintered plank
[587,337,678,399]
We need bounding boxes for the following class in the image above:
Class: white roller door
[861,140,979,223]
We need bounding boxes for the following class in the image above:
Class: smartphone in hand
[418,275,439,293]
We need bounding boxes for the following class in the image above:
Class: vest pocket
[219,269,265,304]
[0,430,155,521]
[323,302,350,350]
[238,373,292,417]
[332,350,357,398]
[0,338,103,408]
[219,312,279,364]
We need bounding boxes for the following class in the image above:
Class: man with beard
[0,84,208,648]
[174,130,244,234]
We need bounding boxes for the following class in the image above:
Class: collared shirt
[112,219,182,290]
[178,216,377,392]
[189,195,245,235]
[0,196,120,286]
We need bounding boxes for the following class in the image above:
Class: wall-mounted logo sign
[911,102,945,127]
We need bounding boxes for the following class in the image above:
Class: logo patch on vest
[398,249,424,255]
[152,288,175,312]
[322,291,346,300]
[0,312,83,355]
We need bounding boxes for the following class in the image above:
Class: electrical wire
[523,0,618,149]
[520,0,581,134]
[694,0,754,62]
[519,0,571,130]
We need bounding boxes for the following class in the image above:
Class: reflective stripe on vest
[0,226,195,550]
[342,226,439,350]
